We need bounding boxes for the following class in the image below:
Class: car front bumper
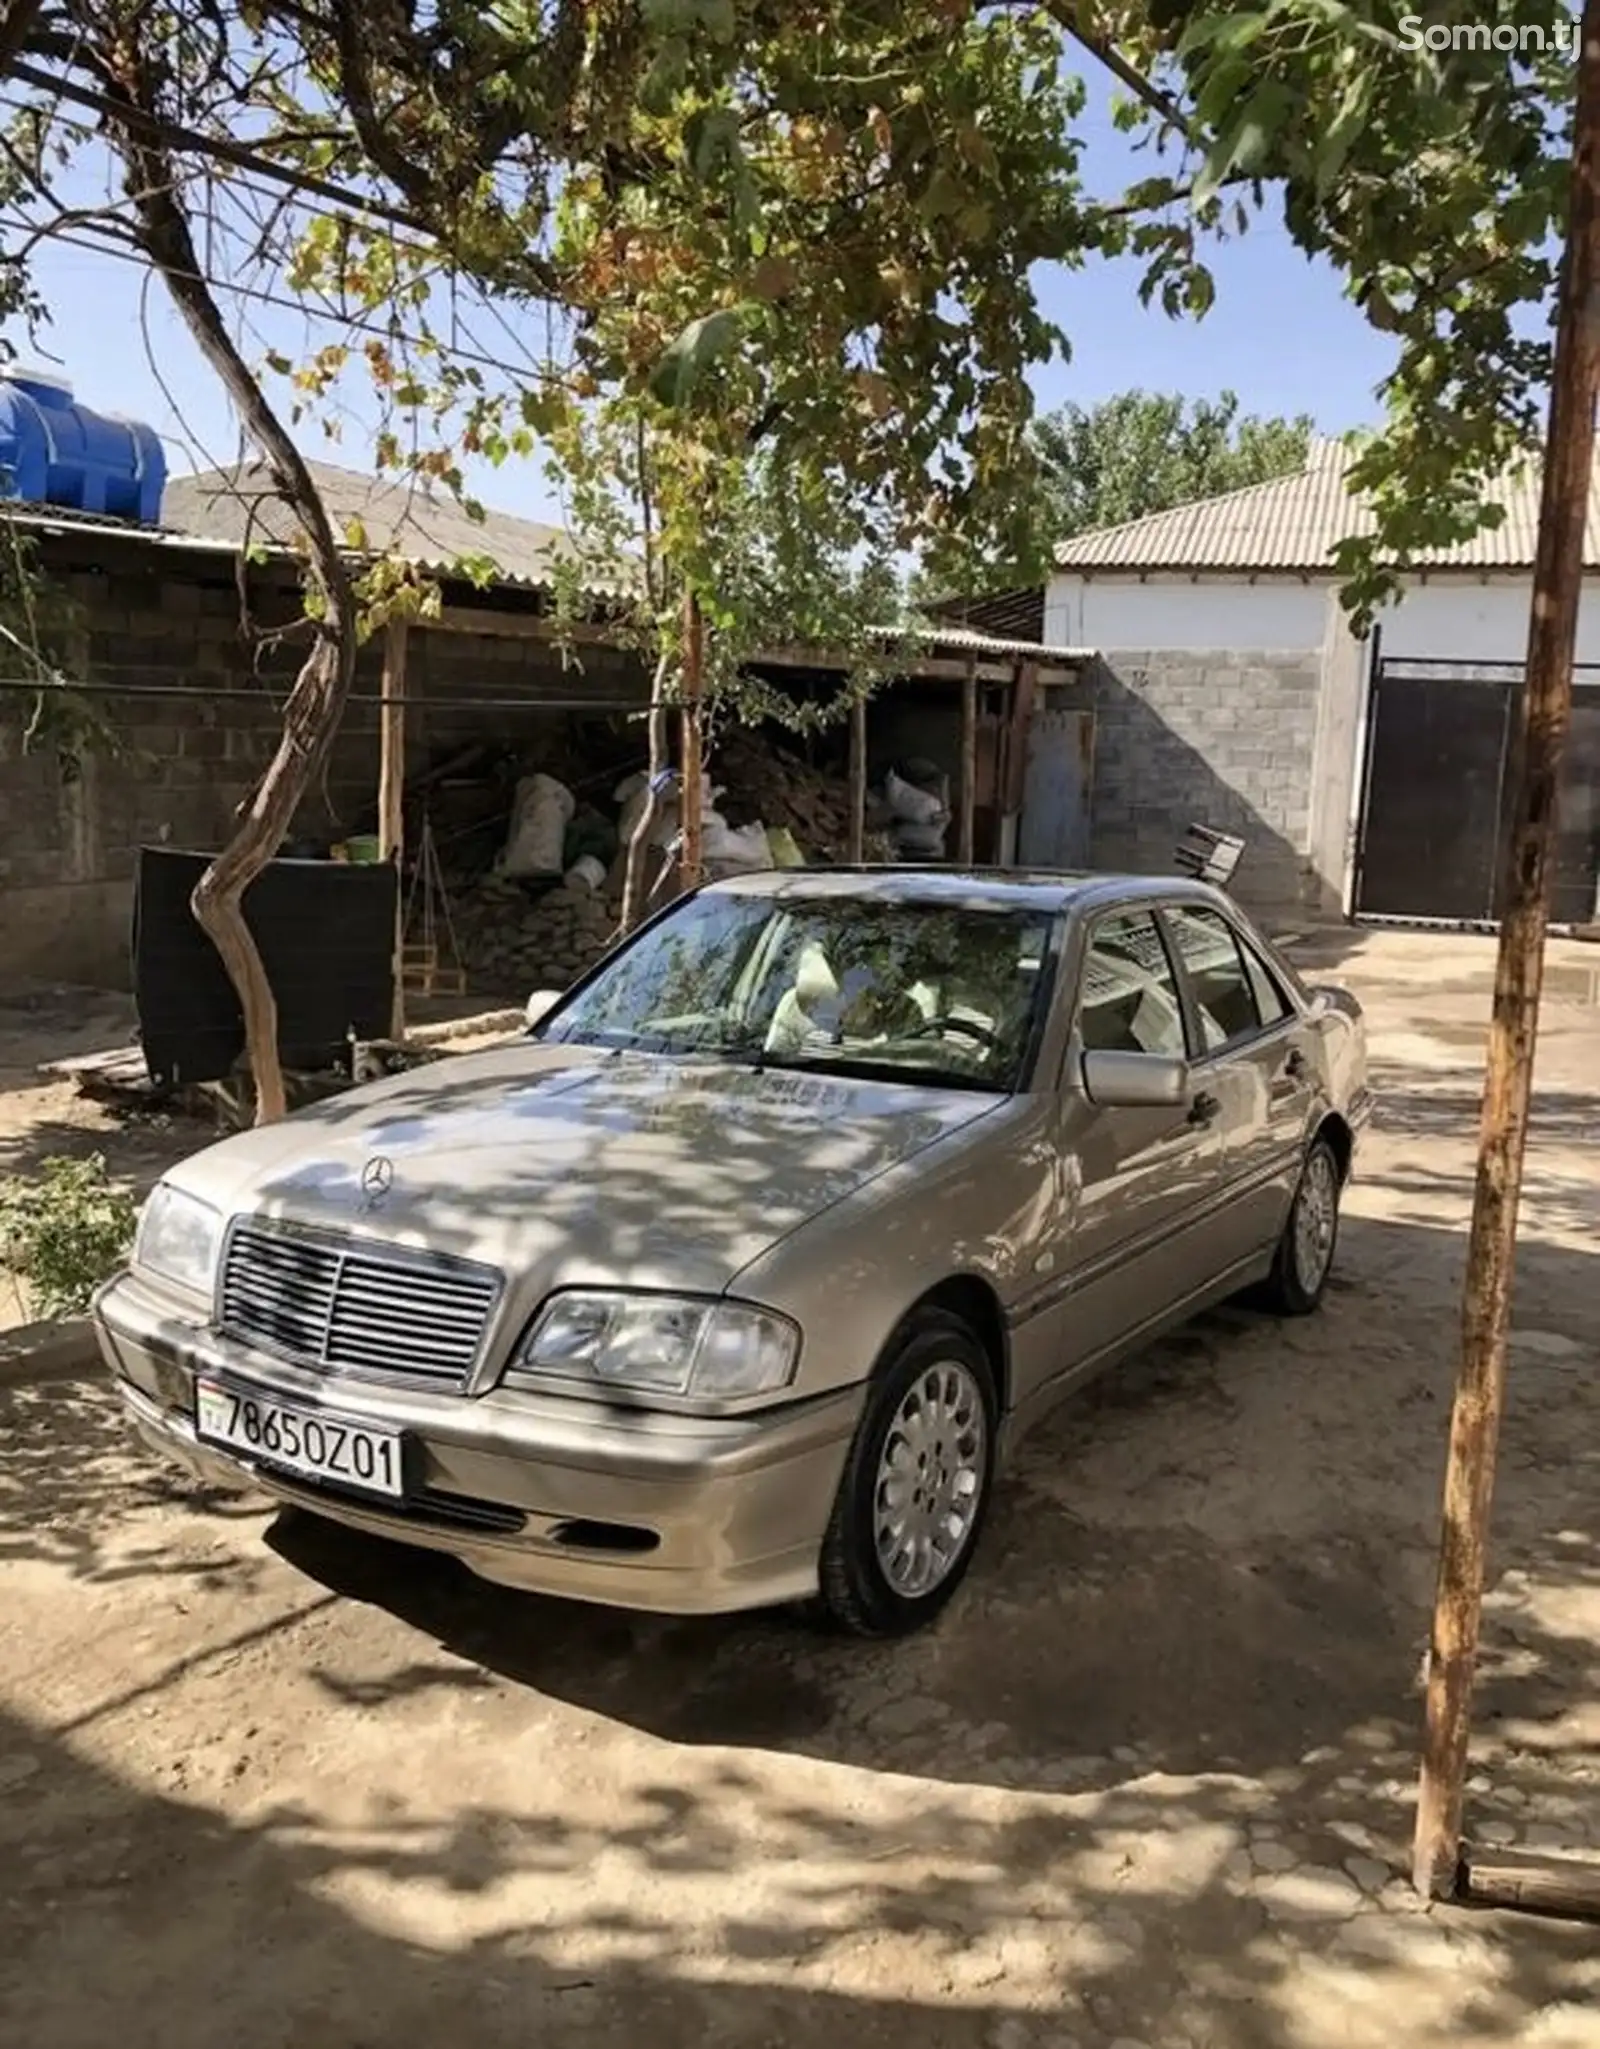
[93,1272,863,1616]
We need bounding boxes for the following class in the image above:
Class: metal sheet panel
[1018,706,1094,869]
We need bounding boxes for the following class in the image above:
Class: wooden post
[1413,0,1600,1903]
[377,616,409,1038]
[848,695,867,862]
[999,658,1038,866]
[959,658,978,866]
[679,586,705,888]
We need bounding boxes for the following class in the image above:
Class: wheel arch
[1314,1110,1355,1184]
[881,1274,1010,1415]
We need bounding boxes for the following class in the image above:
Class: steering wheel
[904,1013,1000,1052]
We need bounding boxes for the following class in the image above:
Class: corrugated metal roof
[898,622,1091,663]
[162,459,631,593]
[925,586,1046,642]
[1053,437,1600,574]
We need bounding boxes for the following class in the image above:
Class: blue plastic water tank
[0,368,167,524]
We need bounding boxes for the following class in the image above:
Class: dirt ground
[2,928,1598,2049]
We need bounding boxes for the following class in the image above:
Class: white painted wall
[1044,568,1600,665]
[1045,573,1328,653]
[1378,577,1600,664]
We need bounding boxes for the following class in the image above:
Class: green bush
[0,1153,138,1320]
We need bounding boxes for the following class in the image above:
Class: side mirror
[524,988,562,1033]
[1081,1048,1189,1109]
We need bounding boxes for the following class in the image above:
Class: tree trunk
[100,43,358,1124]
[619,651,672,937]
[1412,0,1600,1901]
[679,587,706,888]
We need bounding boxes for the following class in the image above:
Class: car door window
[1239,938,1291,1028]
[1164,904,1266,1052]
[1077,911,1186,1057]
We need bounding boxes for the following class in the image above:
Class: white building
[1009,439,1600,926]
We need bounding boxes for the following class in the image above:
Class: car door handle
[1188,1090,1221,1127]
[1283,1048,1309,1081]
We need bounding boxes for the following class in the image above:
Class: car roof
[701,866,1235,917]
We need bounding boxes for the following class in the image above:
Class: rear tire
[818,1310,997,1638]
[1260,1134,1342,1315]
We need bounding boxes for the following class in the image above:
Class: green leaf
[1314,72,1372,192]
[1177,10,1267,58]
[639,35,689,113]
[686,105,741,182]
[696,0,736,41]
[1194,81,1294,205]
[647,304,755,408]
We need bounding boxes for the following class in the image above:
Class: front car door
[1159,900,1318,1270]
[1017,905,1225,1404]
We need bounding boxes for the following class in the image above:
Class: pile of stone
[451,872,619,994]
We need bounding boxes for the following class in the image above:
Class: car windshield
[540,890,1057,1092]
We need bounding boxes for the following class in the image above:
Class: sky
[2,90,1405,531]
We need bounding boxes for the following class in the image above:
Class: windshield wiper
[752,1051,1001,1093]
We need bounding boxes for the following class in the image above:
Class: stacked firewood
[713,729,894,862]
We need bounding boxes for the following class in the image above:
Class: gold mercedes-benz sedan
[95,869,1369,1636]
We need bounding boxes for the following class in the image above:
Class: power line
[0,210,559,387]
[8,57,432,238]
[0,674,645,712]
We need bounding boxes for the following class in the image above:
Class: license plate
[195,1379,403,1499]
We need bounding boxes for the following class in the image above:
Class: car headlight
[504,1291,800,1405]
[134,1183,223,1295]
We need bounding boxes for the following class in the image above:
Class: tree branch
[96,33,358,1124]
[1036,1,1196,137]
[0,0,50,81]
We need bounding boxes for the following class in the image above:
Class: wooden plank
[1414,0,1600,1903]
[959,659,977,865]
[1465,1852,1600,1922]
[378,617,410,1040]
[848,696,867,862]
[430,606,615,645]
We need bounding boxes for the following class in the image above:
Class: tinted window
[1077,911,1186,1058]
[1165,905,1264,1050]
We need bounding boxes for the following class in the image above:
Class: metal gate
[1354,655,1600,927]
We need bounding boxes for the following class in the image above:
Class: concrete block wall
[1086,650,1324,917]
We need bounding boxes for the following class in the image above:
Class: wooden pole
[377,616,409,1038]
[1413,0,1600,1902]
[959,658,978,865]
[1464,1853,1600,1923]
[848,695,867,862]
[679,587,705,888]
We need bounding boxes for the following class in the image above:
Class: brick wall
[0,538,651,989]
[1086,650,1324,917]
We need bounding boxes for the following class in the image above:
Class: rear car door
[1041,907,1227,1372]
[1160,901,1316,1270]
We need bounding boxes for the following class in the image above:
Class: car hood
[173,1042,996,1295]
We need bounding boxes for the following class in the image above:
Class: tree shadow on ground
[264,1214,1600,1823]
[6,1214,1600,2046]
[0,1371,270,1589]
[1,1682,1596,2049]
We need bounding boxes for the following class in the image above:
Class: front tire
[818,1309,997,1638]
[1261,1134,1342,1315]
